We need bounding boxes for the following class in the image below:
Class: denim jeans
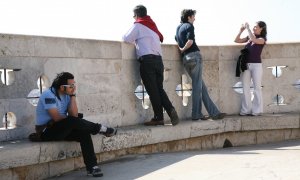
[139,56,174,120]
[183,51,220,119]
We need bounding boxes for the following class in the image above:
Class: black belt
[138,54,161,62]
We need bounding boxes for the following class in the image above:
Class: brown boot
[144,119,164,126]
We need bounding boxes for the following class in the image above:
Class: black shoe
[102,127,117,137]
[212,113,226,120]
[87,166,103,177]
[169,108,179,126]
[144,119,164,126]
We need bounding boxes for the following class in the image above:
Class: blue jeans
[183,51,220,119]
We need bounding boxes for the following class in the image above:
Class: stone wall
[0,33,299,141]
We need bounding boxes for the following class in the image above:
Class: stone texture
[0,34,35,57]
[1,34,300,142]
[150,122,191,144]
[49,158,75,177]
[191,120,226,137]
[256,130,286,144]
[0,140,40,169]
[12,163,49,180]
[0,169,12,180]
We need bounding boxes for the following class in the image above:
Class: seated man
[35,72,117,177]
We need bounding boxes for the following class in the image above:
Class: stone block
[218,45,242,61]
[74,156,85,170]
[12,163,49,180]
[290,129,300,139]
[121,42,136,60]
[224,117,242,132]
[39,141,80,163]
[0,57,45,99]
[49,158,75,177]
[211,134,228,149]
[203,60,219,87]
[191,120,225,137]
[242,114,299,131]
[166,139,186,152]
[102,126,151,151]
[226,131,257,146]
[263,43,300,59]
[219,87,241,114]
[0,169,12,180]
[150,122,191,144]
[218,60,240,88]
[185,137,202,150]
[0,34,35,57]
[33,36,76,57]
[256,130,285,144]
[91,135,104,154]
[0,140,40,169]
[200,45,219,61]
[201,135,214,150]
[161,44,181,61]
[74,39,121,59]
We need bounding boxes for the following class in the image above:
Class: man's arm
[68,95,78,117]
[47,108,67,122]
[179,39,193,53]
[123,24,138,43]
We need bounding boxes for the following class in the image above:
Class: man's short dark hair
[133,5,147,17]
[181,9,196,23]
[51,72,74,90]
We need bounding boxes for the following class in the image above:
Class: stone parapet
[0,34,300,141]
[0,113,299,179]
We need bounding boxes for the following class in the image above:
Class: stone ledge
[0,113,299,175]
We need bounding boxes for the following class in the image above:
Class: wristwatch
[70,94,76,97]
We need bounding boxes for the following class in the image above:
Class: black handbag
[236,48,249,77]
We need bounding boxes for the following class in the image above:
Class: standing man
[35,72,117,177]
[175,9,226,121]
[123,5,179,126]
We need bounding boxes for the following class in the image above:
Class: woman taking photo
[234,21,267,116]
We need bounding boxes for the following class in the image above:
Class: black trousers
[139,55,174,120]
[41,116,100,171]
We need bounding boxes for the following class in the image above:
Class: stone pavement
[50,139,300,180]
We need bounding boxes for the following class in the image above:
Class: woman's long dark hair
[257,21,267,40]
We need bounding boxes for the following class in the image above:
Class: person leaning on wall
[234,21,267,116]
[31,72,117,177]
[122,5,179,126]
[175,9,226,121]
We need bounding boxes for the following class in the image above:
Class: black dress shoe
[144,119,164,126]
[192,115,209,121]
[212,113,226,120]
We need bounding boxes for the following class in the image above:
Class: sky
[0,0,299,45]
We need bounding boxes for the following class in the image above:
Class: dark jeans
[41,116,100,171]
[139,55,174,120]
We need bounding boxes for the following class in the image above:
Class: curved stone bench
[1,113,299,179]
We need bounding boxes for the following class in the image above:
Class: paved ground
[51,139,300,180]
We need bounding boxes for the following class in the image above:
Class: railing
[0,33,299,141]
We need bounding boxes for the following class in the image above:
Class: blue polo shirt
[36,88,70,125]
[175,22,200,56]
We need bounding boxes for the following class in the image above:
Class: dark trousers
[139,55,173,120]
[41,116,100,171]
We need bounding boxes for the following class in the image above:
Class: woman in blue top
[234,21,267,116]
